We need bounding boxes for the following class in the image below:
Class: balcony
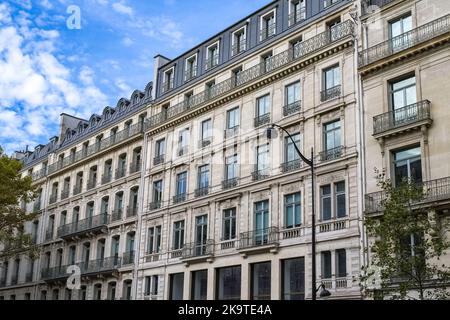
[199,137,212,148]
[181,240,215,264]
[161,79,174,94]
[78,256,121,277]
[231,39,246,56]
[87,179,96,191]
[102,173,112,185]
[33,199,41,212]
[31,167,47,181]
[122,251,135,266]
[320,85,341,102]
[319,146,343,162]
[57,213,109,240]
[260,23,276,42]
[126,206,137,218]
[177,146,188,157]
[146,21,354,131]
[41,265,70,282]
[115,168,126,179]
[148,201,162,211]
[238,227,279,255]
[224,126,239,139]
[45,229,54,241]
[254,113,271,128]
[73,184,82,196]
[206,54,219,70]
[153,155,165,166]
[111,209,123,222]
[288,8,306,27]
[49,194,57,205]
[184,68,197,82]
[173,193,187,204]
[222,178,239,190]
[317,219,348,233]
[195,187,210,198]
[373,100,432,138]
[362,0,403,16]
[359,14,450,69]
[365,176,450,214]
[252,168,270,182]
[280,227,305,240]
[281,159,302,173]
[129,162,141,174]
[283,101,301,117]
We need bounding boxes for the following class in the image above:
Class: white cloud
[112,2,133,16]
[0,3,12,24]
[115,78,132,97]
[121,36,133,47]
[39,0,53,9]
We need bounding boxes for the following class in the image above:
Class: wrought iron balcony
[320,85,341,102]
[45,229,54,241]
[111,209,123,222]
[61,189,69,200]
[153,154,165,166]
[184,67,197,82]
[41,265,70,282]
[283,101,301,117]
[122,251,135,265]
[115,167,126,179]
[146,21,354,130]
[239,227,279,250]
[199,137,212,148]
[149,201,162,211]
[129,162,141,174]
[260,22,276,41]
[33,199,41,212]
[224,126,239,139]
[288,8,306,27]
[87,179,96,190]
[126,206,137,218]
[31,167,47,181]
[73,184,82,196]
[222,177,239,190]
[206,54,219,70]
[194,187,210,198]
[161,79,174,94]
[281,159,302,173]
[359,14,450,68]
[319,146,343,162]
[373,100,432,136]
[182,240,214,260]
[57,213,109,239]
[173,193,187,204]
[361,0,400,16]
[102,173,112,184]
[49,194,57,205]
[232,38,246,56]
[78,256,121,276]
[252,168,270,182]
[254,113,271,128]
[365,176,450,214]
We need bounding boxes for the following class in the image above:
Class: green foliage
[361,169,450,300]
[0,146,39,260]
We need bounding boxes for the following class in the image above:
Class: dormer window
[185,54,198,81]
[206,42,219,70]
[289,0,306,26]
[260,10,276,42]
[232,27,247,56]
[162,67,175,94]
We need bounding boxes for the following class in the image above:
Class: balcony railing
[149,201,162,211]
[283,101,301,117]
[111,209,123,222]
[199,137,212,148]
[254,113,271,128]
[57,213,109,239]
[41,265,69,281]
[153,154,165,166]
[49,194,57,205]
[239,227,279,249]
[365,176,450,214]
[32,167,47,181]
[222,178,239,190]
[73,184,82,196]
[206,54,219,70]
[281,159,302,173]
[252,168,270,182]
[319,146,343,162]
[87,179,96,190]
[359,14,450,67]
[46,123,143,176]
[61,189,69,200]
[102,173,112,184]
[232,38,246,56]
[45,229,54,241]
[184,67,197,81]
[126,206,137,218]
[361,0,400,16]
[78,256,121,275]
[146,21,354,131]
[173,193,187,204]
[161,79,174,94]
[373,100,431,135]
[194,187,210,198]
[260,22,276,41]
[224,126,239,139]
[115,167,126,179]
[320,85,341,102]
[122,251,135,265]
[182,240,214,259]
[288,8,306,27]
[129,162,141,174]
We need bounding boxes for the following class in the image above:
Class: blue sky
[0,0,271,155]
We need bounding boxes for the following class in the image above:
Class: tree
[0,146,39,260]
[360,170,450,300]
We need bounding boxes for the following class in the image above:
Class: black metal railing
[73,184,82,196]
[224,126,239,139]
[288,7,306,26]
[146,21,354,130]
[122,251,135,265]
[153,154,165,166]
[232,38,246,56]
[25,272,33,283]
[321,85,341,102]
[57,213,109,238]
[252,168,270,182]
[254,113,271,128]
[239,227,279,249]
[195,187,210,198]
[373,100,431,135]
[129,162,141,174]
[319,146,343,162]
[199,137,212,148]
[102,173,112,184]
[173,193,187,204]
[161,79,174,94]
[323,0,342,9]
[361,0,399,16]
[185,67,197,81]
[49,194,57,205]
[78,256,122,275]
[45,229,54,241]
[111,209,123,222]
[149,201,162,211]
[260,22,276,41]
[206,54,219,70]
[222,178,239,190]
[61,189,70,200]
[182,240,214,259]
[283,101,301,117]
[359,14,450,67]
[126,206,137,218]
[31,167,47,181]
[10,274,18,285]
[41,265,69,281]
[87,179,96,190]
[115,167,126,179]
[281,159,302,173]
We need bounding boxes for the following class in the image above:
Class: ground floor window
[169,273,184,300]
[216,266,241,300]
[251,262,271,300]
[282,257,305,300]
[192,270,208,300]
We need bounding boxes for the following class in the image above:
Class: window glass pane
[192,270,208,300]
[321,251,332,279]
[251,262,271,300]
[169,273,184,300]
[217,266,241,300]
[282,257,305,300]
[336,249,347,278]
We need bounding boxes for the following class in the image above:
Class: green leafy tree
[361,170,450,300]
[0,146,39,260]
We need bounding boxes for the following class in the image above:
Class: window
[80,286,86,300]
[390,76,417,124]
[251,262,271,300]
[256,145,270,173]
[195,215,208,255]
[321,181,346,221]
[216,266,241,300]
[93,284,102,300]
[162,68,174,93]
[155,139,165,157]
[192,270,208,300]
[40,290,47,300]
[86,202,94,218]
[176,172,187,197]
[282,257,305,300]
[324,0,339,9]
[185,54,198,81]
[400,233,425,275]
[262,52,273,73]
[321,251,332,279]
[393,146,422,186]
[336,249,347,278]
[173,221,185,250]
[254,200,270,245]
[256,94,270,118]
[285,193,301,228]
[206,42,219,70]
[285,82,301,115]
[225,155,238,181]
[123,280,132,300]
[178,129,190,156]
[107,282,116,300]
[24,293,31,300]
[322,65,341,101]
[197,165,210,190]
[169,273,184,300]
[103,160,112,182]
[389,14,412,52]
[147,226,162,254]
[322,120,341,160]
[226,107,240,129]
[152,180,163,206]
[285,133,301,163]
[260,10,276,41]
[145,275,159,296]
[232,27,246,56]
[289,0,306,26]
[223,208,236,241]
[68,246,76,265]
[200,119,212,146]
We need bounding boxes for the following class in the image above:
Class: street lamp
[266,123,320,301]
[317,283,332,298]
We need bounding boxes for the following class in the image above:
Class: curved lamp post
[266,123,320,300]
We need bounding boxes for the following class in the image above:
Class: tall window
[147,226,162,254]
[173,221,185,250]
[197,165,210,190]
[389,14,412,52]
[216,266,241,300]
[282,257,305,300]
[223,208,236,241]
[321,251,332,279]
[256,145,270,172]
[226,107,240,129]
[336,249,347,278]
[320,181,346,221]
[232,28,246,56]
[152,180,163,205]
[195,215,208,255]
[225,155,238,181]
[285,133,301,163]
[169,273,184,300]
[285,82,301,110]
[145,275,159,296]
[162,68,174,93]
[323,120,341,158]
[176,172,187,197]
[285,193,301,228]
[393,146,422,186]
[155,139,165,157]
[290,0,306,25]
[261,11,276,41]
[251,262,271,300]
[192,270,208,300]
[178,129,189,156]
[322,65,340,101]
[185,55,197,81]
[390,76,417,123]
[256,94,270,117]
[200,119,212,145]
[206,43,219,70]
[254,200,269,245]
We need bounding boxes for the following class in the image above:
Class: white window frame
[231,26,247,56]
[184,53,198,81]
[260,8,277,41]
[206,40,220,70]
[288,0,306,26]
[163,66,175,92]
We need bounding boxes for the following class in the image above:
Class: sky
[0,0,271,155]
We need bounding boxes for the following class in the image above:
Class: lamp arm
[271,124,313,167]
